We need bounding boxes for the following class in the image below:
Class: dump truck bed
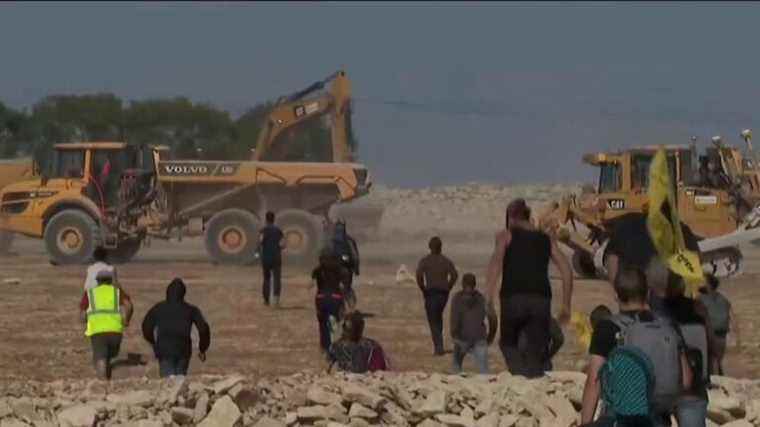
[157,159,371,203]
[0,158,35,191]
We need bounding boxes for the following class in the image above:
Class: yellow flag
[571,311,593,352]
[646,148,704,293]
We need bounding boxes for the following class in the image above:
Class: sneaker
[273,296,280,308]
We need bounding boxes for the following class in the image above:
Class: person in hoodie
[142,278,211,377]
[450,273,497,374]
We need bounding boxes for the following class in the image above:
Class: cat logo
[607,199,625,210]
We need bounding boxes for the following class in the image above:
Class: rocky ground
[1,371,759,427]
[1,183,760,426]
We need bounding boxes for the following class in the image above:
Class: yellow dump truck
[0,142,370,265]
[0,70,373,265]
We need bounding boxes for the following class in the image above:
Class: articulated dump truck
[539,130,760,279]
[0,70,375,265]
[0,142,370,265]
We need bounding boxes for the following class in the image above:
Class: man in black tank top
[486,199,574,378]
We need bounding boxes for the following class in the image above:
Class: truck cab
[0,142,156,264]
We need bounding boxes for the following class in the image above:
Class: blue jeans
[159,357,190,377]
[453,340,488,374]
[675,398,707,427]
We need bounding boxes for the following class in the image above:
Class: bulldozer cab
[581,144,737,238]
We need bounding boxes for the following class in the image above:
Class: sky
[1,1,760,187]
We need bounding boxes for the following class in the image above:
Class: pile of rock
[364,183,581,238]
[1,370,758,426]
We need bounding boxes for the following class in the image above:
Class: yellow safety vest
[85,284,123,337]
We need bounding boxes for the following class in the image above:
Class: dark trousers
[159,357,190,377]
[316,295,344,352]
[344,272,358,308]
[262,262,282,303]
[499,293,551,378]
[424,289,450,353]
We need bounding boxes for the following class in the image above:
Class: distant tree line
[0,93,357,168]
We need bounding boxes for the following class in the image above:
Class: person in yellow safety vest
[79,269,133,380]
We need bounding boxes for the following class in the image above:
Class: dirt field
[1,233,758,382]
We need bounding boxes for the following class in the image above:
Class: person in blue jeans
[450,273,497,374]
[142,278,210,377]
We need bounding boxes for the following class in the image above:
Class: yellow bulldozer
[0,70,376,265]
[539,130,760,279]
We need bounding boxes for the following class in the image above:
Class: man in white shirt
[84,247,118,290]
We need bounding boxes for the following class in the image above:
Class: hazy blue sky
[1,2,759,186]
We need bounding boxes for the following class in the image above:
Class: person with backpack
[141,278,211,377]
[580,265,693,426]
[485,199,573,378]
[665,273,711,427]
[450,273,497,374]
[698,274,740,376]
[416,236,459,356]
[330,220,360,310]
[329,311,389,373]
[310,248,351,354]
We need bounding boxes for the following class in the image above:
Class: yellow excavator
[249,70,383,239]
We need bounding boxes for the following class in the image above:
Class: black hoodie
[142,279,211,359]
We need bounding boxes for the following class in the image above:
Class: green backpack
[600,345,655,420]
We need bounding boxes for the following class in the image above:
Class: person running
[331,220,361,310]
[698,274,740,376]
[84,247,117,290]
[329,311,389,373]
[310,249,351,354]
[486,198,573,378]
[416,236,459,356]
[258,211,285,307]
[450,273,497,374]
[141,278,211,377]
[79,269,133,380]
[580,266,693,426]
[603,212,700,287]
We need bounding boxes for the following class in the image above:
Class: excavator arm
[252,70,353,163]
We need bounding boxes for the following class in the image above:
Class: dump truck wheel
[44,210,101,265]
[107,238,142,264]
[278,209,321,265]
[0,230,15,254]
[572,250,598,279]
[204,209,259,265]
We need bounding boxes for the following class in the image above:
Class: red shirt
[80,288,131,311]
